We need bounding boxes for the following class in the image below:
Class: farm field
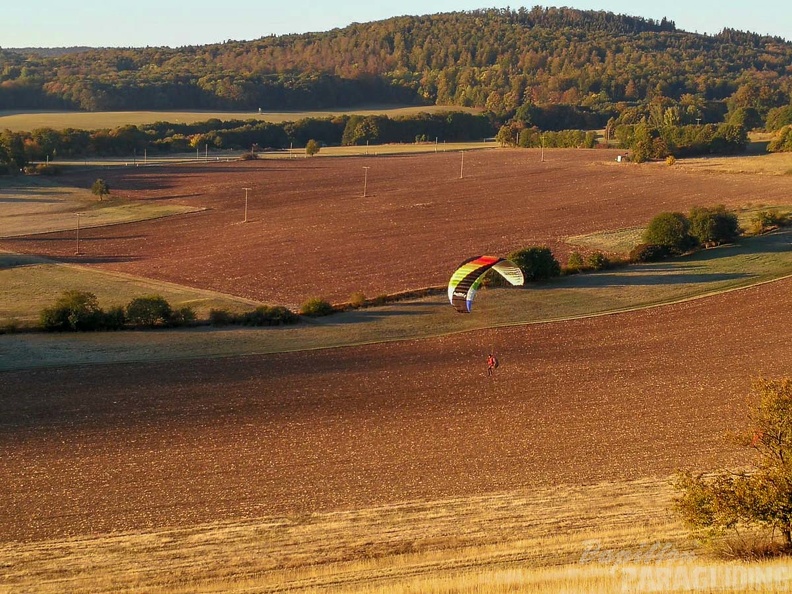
[2,147,792,592]
[3,148,791,309]
[1,276,791,590]
[2,226,791,368]
[0,104,481,132]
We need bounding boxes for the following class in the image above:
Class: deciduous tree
[91,178,110,201]
[675,378,792,549]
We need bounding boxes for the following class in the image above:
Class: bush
[242,305,297,326]
[689,206,740,246]
[1,318,20,334]
[27,163,61,175]
[349,292,367,308]
[585,252,610,271]
[210,305,299,326]
[674,378,792,555]
[126,295,173,327]
[629,243,672,263]
[238,152,258,160]
[749,209,790,234]
[40,290,103,331]
[642,212,694,254]
[265,305,299,325]
[508,246,561,282]
[170,306,197,327]
[565,251,585,273]
[300,297,335,317]
[209,308,235,326]
[100,306,126,330]
[665,155,676,166]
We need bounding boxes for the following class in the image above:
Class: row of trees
[615,123,748,161]
[0,111,495,172]
[41,291,195,331]
[632,206,741,262]
[40,291,300,331]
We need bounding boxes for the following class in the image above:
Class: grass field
[0,175,203,237]
[0,105,481,132]
[1,227,790,369]
[0,252,260,327]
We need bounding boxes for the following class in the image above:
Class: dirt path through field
[2,278,790,542]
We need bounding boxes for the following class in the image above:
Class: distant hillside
[1,7,791,124]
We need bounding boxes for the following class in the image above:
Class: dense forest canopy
[1,6,791,121]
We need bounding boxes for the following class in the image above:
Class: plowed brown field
[2,277,790,542]
[3,149,791,306]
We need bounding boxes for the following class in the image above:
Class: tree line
[0,111,495,172]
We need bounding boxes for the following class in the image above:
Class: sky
[1,1,790,48]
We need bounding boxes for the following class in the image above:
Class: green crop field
[0,105,481,132]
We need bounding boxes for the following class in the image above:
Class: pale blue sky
[2,1,790,48]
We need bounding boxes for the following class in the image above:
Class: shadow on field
[3,234,148,242]
[0,253,44,269]
[56,255,142,264]
[320,302,446,324]
[578,270,753,287]
[0,196,65,204]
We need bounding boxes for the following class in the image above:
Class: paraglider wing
[448,256,524,313]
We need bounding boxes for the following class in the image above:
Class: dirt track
[2,278,790,542]
[3,149,791,306]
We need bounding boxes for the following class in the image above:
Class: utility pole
[75,213,82,255]
[362,167,370,198]
[242,187,251,223]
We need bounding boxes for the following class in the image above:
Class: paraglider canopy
[448,256,524,313]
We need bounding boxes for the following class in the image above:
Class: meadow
[1,145,792,592]
[0,105,480,132]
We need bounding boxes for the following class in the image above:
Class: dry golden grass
[3,476,789,593]
[0,477,682,593]
[0,105,481,132]
[675,151,792,176]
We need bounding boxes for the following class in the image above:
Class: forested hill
[1,6,791,119]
